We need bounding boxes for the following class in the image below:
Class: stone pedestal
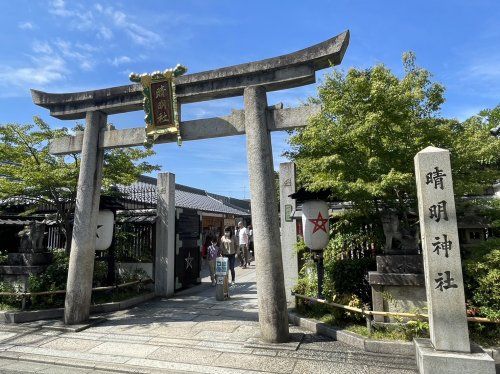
[8,253,53,266]
[0,265,46,292]
[369,255,426,322]
[414,339,495,374]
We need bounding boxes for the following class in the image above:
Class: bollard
[215,274,228,301]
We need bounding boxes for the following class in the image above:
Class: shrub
[0,250,8,265]
[463,238,500,321]
[0,281,20,310]
[324,256,376,304]
[462,237,500,347]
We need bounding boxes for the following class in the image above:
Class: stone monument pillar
[279,162,299,307]
[413,146,494,374]
[244,85,289,343]
[155,172,176,297]
[64,110,107,324]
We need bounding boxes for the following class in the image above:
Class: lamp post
[301,199,329,299]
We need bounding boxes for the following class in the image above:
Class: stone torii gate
[31,30,349,343]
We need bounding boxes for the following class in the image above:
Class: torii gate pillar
[64,111,107,324]
[244,86,289,342]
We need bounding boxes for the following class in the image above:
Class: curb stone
[0,292,155,324]
[288,310,415,356]
[289,310,500,363]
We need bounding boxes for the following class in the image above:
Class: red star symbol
[309,212,329,234]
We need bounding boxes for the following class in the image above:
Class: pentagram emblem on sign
[309,212,328,234]
[185,252,194,270]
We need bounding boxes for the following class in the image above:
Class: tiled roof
[118,176,251,216]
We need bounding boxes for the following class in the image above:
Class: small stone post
[155,172,176,297]
[414,146,494,373]
[279,162,299,306]
[64,111,107,324]
[244,85,289,343]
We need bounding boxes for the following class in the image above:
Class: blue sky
[1,0,499,199]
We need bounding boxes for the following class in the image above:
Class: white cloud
[0,55,67,88]
[49,0,94,31]
[98,26,113,40]
[18,21,34,30]
[49,1,161,46]
[53,39,96,71]
[32,41,53,54]
[466,60,500,80]
[110,55,132,66]
[95,5,161,46]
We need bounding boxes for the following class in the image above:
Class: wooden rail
[294,294,499,324]
[0,278,153,297]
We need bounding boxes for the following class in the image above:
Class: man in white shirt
[237,221,249,268]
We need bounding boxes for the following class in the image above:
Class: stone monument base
[414,338,495,374]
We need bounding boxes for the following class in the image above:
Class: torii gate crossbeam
[31,30,349,343]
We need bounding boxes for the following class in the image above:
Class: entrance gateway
[31,31,350,343]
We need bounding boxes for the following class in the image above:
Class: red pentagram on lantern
[309,212,329,234]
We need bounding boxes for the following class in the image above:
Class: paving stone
[217,352,297,373]
[5,333,57,347]
[99,333,153,343]
[8,345,129,364]
[292,359,369,374]
[148,336,200,347]
[40,337,103,352]
[38,365,92,373]
[0,344,15,352]
[251,348,279,357]
[0,358,20,368]
[148,326,198,338]
[148,345,221,365]
[88,341,160,358]
[0,267,421,373]
[194,330,254,343]
[0,332,17,342]
[126,357,250,374]
[0,360,55,373]
[192,321,241,333]
[196,340,253,354]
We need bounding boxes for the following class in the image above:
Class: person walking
[207,237,220,286]
[220,227,237,284]
[248,224,254,262]
[237,221,250,268]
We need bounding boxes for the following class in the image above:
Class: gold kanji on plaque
[130,64,187,145]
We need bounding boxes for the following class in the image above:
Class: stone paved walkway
[0,265,417,373]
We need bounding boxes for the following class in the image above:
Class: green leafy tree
[287,52,500,233]
[0,117,160,252]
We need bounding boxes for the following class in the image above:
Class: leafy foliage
[287,53,500,217]
[463,238,500,320]
[323,256,376,304]
[0,118,159,251]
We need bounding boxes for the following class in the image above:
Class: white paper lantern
[302,200,329,250]
[95,210,114,251]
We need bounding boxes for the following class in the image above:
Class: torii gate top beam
[31,31,349,120]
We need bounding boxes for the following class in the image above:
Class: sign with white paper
[215,257,229,275]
